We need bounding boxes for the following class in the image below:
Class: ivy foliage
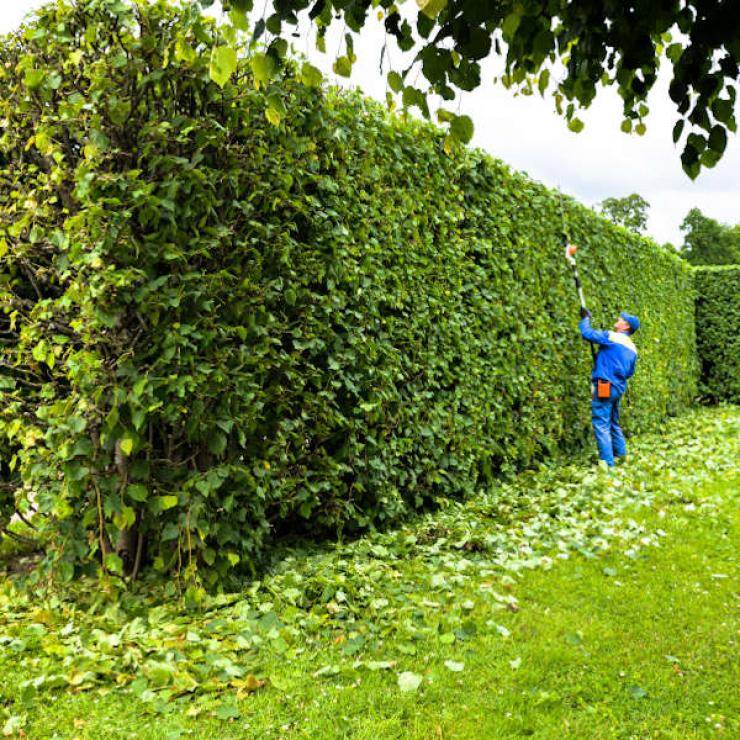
[213,0,740,178]
[693,266,740,403]
[0,0,696,587]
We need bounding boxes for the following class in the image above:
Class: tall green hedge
[694,266,740,402]
[0,0,697,585]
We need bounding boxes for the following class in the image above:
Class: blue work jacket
[579,318,638,396]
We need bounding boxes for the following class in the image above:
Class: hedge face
[694,266,740,402]
[0,0,697,585]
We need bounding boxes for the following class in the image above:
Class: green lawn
[1,406,738,738]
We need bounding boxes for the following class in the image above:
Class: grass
[1,406,738,738]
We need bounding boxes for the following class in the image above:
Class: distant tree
[598,194,650,234]
[679,208,740,265]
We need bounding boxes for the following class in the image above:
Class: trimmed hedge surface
[0,1,697,584]
[694,266,740,402]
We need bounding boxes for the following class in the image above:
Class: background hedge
[0,0,697,586]
[694,266,740,402]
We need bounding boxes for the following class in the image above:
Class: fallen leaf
[397,671,423,692]
[213,702,241,720]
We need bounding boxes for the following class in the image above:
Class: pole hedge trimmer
[563,234,597,364]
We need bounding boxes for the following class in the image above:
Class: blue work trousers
[591,384,627,466]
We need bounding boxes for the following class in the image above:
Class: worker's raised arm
[579,316,611,346]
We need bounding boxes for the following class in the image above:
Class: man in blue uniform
[579,310,640,467]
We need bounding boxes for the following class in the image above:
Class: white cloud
[3,0,738,246]
[0,0,45,34]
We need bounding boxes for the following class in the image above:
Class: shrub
[694,266,740,402]
[0,0,697,586]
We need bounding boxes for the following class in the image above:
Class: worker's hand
[580,307,592,319]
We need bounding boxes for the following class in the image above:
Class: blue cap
[620,311,640,334]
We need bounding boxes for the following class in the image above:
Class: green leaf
[417,0,447,19]
[538,69,550,96]
[301,62,323,88]
[388,71,403,93]
[450,114,474,144]
[665,43,683,63]
[144,660,175,687]
[444,660,464,672]
[628,684,648,699]
[213,703,241,721]
[114,505,136,529]
[365,661,395,671]
[567,118,585,133]
[24,68,45,89]
[119,436,135,456]
[251,52,275,89]
[209,46,237,88]
[31,340,47,363]
[397,671,423,692]
[161,522,180,541]
[104,552,123,575]
[158,495,179,511]
[266,92,286,118]
[208,432,227,456]
[708,124,727,155]
[229,8,248,31]
[58,561,75,582]
[127,483,148,502]
[672,119,685,143]
[502,13,522,39]
[226,552,240,567]
[333,56,353,78]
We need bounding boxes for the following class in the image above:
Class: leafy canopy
[209,0,739,178]
[679,208,740,265]
[598,194,650,235]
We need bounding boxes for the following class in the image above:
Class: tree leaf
[301,62,323,88]
[251,52,275,89]
[416,0,447,19]
[388,70,403,93]
[450,114,474,144]
[333,56,353,77]
[209,46,237,88]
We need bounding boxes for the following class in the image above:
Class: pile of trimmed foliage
[0,0,696,586]
[694,266,739,402]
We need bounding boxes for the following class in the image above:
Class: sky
[2,1,738,247]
